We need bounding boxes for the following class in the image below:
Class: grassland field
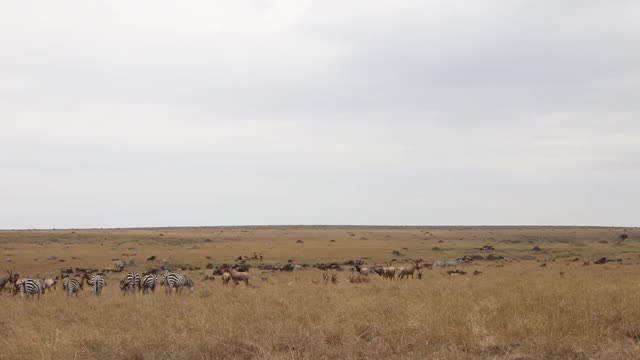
[0,226,639,360]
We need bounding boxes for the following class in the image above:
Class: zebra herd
[14,271,195,299]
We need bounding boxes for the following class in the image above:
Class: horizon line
[0,224,636,231]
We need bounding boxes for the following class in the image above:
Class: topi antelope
[349,273,370,283]
[228,268,250,286]
[373,263,396,280]
[221,271,231,286]
[397,259,422,280]
[43,278,58,291]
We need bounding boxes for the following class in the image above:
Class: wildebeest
[280,264,295,272]
[147,256,156,262]
[0,270,18,293]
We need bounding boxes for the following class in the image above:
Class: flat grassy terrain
[0,226,639,359]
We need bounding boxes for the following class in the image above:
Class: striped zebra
[120,272,140,295]
[17,278,45,299]
[64,278,82,296]
[140,274,157,294]
[161,271,195,294]
[88,275,106,296]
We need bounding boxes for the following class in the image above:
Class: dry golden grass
[0,226,639,359]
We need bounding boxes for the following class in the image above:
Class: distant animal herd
[1,256,478,299]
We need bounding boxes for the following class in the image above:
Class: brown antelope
[355,265,369,276]
[373,263,396,280]
[221,271,231,286]
[349,273,370,283]
[397,259,422,280]
[43,278,58,291]
[229,268,250,286]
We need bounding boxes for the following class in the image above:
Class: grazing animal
[88,275,106,296]
[17,278,45,299]
[113,260,125,271]
[354,265,370,276]
[373,263,396,280]
[0,270,20,295]
[473,270,482,276]
[121,272,140,294]
[228,268,250,286]
[417,269,423,280]
[63,272,90,292]
[64,278,82,297]
[43,278,58,291]
[398,259,422,280]
[383,265,396,280]
[349,273,370,283]
[147,256,156,262]
[140,274,158,294]
[128,256,135,266]
[161,271,195,294]
[0,270,18,293]
[221,271,231,286]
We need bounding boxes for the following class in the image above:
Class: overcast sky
[1,1,639,229]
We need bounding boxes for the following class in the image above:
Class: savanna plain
[1,226,639,360]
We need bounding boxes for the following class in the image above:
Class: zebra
[120,272,140,295]
[88,275,106,296]
[17,278,45,299]
[113,259,126,271]
[140,274,157,294]
[64,278,82,296]
[161,271,195,294]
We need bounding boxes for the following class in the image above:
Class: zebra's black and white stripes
[17,279,45,299]
[63,278,81,296]
[120,272,140,294]
[161,271,195,294]
[89,275,106,296]
[140,274,157,294]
